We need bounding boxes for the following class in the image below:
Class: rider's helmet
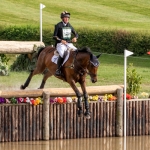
[60,11,70,18]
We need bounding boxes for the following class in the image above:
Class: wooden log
[73,103,76,139]
[39,105,43,140]
[93,103,96,138]
[8,106,11,142]
[145,100,148,135]
[138,101,142,135]
[56,104,60,139]
[22,105,26,141]
[96,103,100,137]
[132,101,135,136]
[4,106,8,142]
[135,101,139,135]
[129,101,132,136]
[53,103,56,139]
[25,105,29,141]
[50,104,53,140]
[42,91,50,140]
[0,85,123,98]
[0,106,4,142]
[89,103,93,138]
[63,104,66,139]
[109,102,113,137]
[126,101,129,136]
[99,102,103,137]
[29,105,32,141]
[103,102,106,137]
[59,104,63,139]
[66,103,70,139]
[112,102,116,136]
[0,41,45,54]
[116,88,123,137]
[106,102,110,137]
[70,103,73,139]
[142,101,145,135]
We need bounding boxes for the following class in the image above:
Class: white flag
[124,49,133,57]
[40,3,46,9]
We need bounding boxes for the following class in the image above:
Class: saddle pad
[51,50,70,66]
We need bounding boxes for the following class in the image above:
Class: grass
[1,0,150,96]
[1,0,150,32]
[1,53,150,96]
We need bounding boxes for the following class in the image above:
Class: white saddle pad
[51,50,70,66]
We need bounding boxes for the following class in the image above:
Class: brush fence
[0,85,149,142]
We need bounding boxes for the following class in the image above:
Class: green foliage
[0,25,39,41]
[10,54,33,72]
[0,54,10,76]
[127,63,142,96]
[0,56,9,76]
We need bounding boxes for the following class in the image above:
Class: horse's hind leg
[38,70,52,89]
[20,70,34,89]
[20,67,44,89]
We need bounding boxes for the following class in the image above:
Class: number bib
[62,27,71,40]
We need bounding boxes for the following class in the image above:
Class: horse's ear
[96,53,102,58]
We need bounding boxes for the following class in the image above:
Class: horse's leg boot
[55,56,64,76]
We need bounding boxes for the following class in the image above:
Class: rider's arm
[53,24,62,42]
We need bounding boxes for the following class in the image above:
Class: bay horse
[20,46,101,119]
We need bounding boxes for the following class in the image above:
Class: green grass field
[0,0,150,95]
[1,53,150,96]
[1,0,150,32]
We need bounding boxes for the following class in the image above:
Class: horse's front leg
[83,92,91,119]
[80,81,91,119]
[69,81,83,117]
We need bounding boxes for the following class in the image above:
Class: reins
[65,50,96,76]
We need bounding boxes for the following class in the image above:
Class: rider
[53,11,78,76]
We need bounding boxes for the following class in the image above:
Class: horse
[20,46,101,119]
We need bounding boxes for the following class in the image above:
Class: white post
[40,3,46,42]
[124,49,133,137]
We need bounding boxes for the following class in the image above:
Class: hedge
[0,25,150,56]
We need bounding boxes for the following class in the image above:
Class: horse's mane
[77,47,93,55]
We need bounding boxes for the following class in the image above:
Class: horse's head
[87,53,101,83]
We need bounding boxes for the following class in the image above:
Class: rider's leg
[55,43,66,76]
[55,55,64,76]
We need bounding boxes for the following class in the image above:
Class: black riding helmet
[60,11,70,18]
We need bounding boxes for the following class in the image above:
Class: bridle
[65,50,99,77]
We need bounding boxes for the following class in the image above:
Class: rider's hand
[72,37,77,43]
[61,40,67,45]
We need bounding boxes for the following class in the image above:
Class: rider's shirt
[53,21,78,46]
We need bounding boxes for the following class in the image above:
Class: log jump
[0,41,45,54]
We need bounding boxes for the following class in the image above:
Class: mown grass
[1,0,150,95]
[1,0,150,32]
[1,54,150,96]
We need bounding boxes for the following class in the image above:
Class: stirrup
[55,69,61,76]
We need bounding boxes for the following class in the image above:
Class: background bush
[0,26,150,56]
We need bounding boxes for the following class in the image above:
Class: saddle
[52,48,75,65]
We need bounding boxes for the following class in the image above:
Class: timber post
[42,90,50,140]
[116,88,123,137]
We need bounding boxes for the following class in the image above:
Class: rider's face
[62,17,69,24]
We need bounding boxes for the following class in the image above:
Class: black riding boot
[55,56,64,76]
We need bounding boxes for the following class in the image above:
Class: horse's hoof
[77,110,83,117]
[84,112,91,119]
[20,85,25,90]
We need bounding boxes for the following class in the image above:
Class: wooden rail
[0,41,45,54]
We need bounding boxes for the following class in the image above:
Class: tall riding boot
[55,56,64,76]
